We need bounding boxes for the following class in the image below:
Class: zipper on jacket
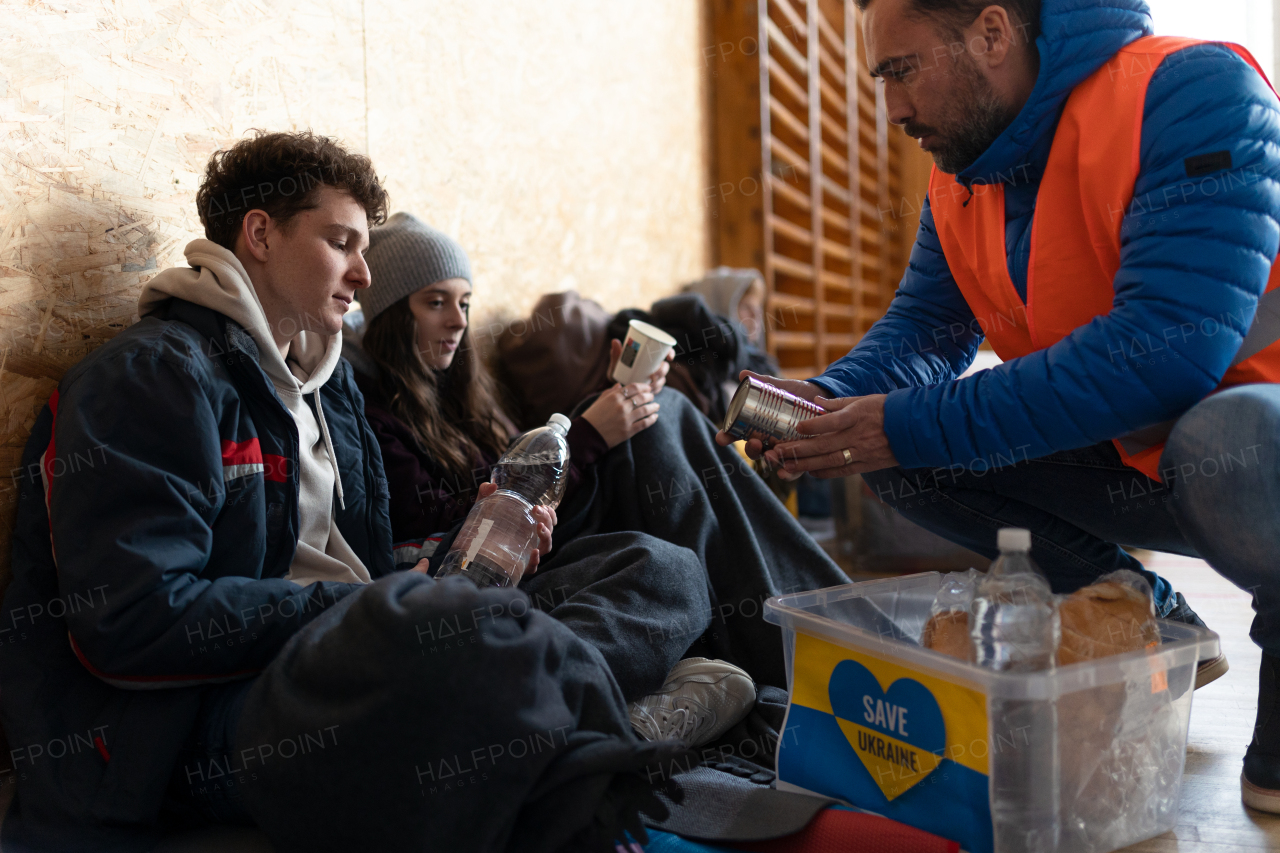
[219,329,302,575]
[336,364,391,577]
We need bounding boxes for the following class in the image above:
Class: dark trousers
[862,384,1280,653]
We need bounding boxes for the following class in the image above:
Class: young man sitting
[0,131,706,852]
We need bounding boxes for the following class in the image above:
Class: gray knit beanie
[360,212,472,322]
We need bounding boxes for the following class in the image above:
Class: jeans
[863,384,1280,653]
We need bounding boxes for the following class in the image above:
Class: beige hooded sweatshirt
[139,239,372,588]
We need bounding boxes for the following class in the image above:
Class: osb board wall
[364,0,708,322]
[0,0,709,584]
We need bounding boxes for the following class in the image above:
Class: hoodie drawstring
[312,391,346,511]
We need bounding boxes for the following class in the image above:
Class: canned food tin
[722,376,825,447]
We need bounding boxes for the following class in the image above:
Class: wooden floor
[1119,552,1280,851]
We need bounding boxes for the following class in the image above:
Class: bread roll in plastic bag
[1057,569,1161,666]
[921,568,980,662]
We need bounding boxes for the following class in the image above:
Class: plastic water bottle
[971,528,1060,852]
[436,414,572,588]
[971,528,1057,671]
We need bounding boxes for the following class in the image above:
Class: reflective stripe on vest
[929,35,1280,482]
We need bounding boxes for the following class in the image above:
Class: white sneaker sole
[1242,773,1280,813]
[1195,653,1229,690]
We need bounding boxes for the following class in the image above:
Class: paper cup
[611,319,677,385]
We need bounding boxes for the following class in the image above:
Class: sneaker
[1243,652,1280,812]
[628,657,756,747]
[1164,591,1229,689]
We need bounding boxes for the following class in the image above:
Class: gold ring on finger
[842,449,853,465]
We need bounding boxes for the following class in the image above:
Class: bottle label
[461,519,495,570]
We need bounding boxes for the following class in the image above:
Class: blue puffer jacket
[0,297,395,847]
[813,0,1280,470]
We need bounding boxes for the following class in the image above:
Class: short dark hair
[855,0,1040,45]
[195,130,390,252]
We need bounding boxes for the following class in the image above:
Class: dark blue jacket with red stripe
[0,297,394,842]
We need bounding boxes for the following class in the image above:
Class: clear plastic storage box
[763,573,1219,853]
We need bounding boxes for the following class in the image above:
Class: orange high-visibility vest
[930,35,1280,481]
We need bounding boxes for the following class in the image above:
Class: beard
[905,55,1019,175]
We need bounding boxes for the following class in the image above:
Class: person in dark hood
[682,267,768,350]
[723,0,1280,811]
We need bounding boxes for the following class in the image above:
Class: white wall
[1146,0,1274,83]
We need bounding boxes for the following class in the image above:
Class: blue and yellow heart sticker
[780,634,993,852]
[828,659,946,800]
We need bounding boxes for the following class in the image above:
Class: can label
[777,633,993,853]
[723,377,825,446]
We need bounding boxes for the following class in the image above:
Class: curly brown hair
[195,130,390,251]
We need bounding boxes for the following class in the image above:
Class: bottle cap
[547,413,572,434]
[997,527,1031,552]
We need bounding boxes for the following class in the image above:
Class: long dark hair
[362,297,511,483]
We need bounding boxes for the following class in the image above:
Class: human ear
[966,5,1015,68]
[241,210,272,264]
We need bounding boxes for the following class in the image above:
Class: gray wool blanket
[236,388,849,853]
[235,571,692,853]
[553,385,851,691]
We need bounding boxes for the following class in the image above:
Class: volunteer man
[723,0,1280,810]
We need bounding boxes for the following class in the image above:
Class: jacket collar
[152,296,261,364]
[954,0,1153,190]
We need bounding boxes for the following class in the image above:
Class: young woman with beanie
[348,212,666,547]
